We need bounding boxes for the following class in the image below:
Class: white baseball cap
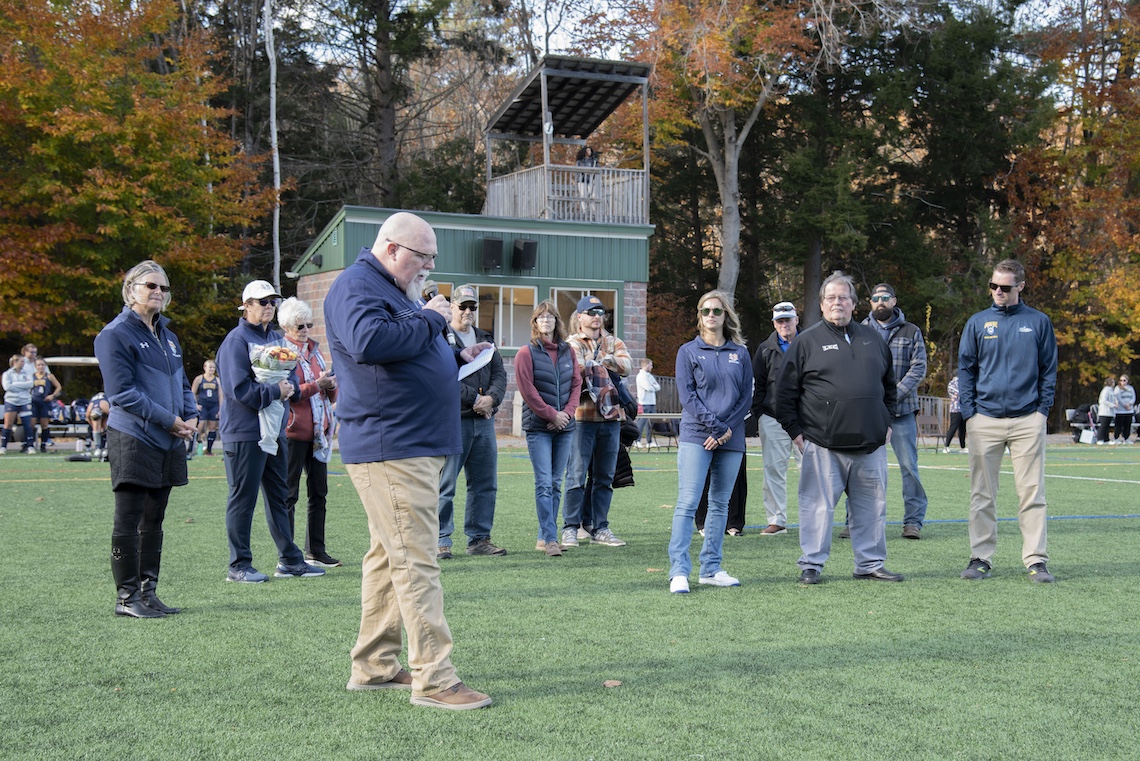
[242,280,281,303]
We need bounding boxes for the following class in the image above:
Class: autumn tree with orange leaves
[0,0,271,364]
[1010,0,1140,398]
[578,0,914,303]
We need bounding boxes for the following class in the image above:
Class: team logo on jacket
[728,352,740,364]
[167,339,181,357]
[1018,325,1033,333]
[983,321,998,339]
[822,343,839,351]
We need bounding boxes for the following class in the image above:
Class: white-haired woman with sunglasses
[93,260,199,617]
[666,290,753,593]
[279,297,340,568]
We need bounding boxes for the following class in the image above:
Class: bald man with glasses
[958,259,1058,583]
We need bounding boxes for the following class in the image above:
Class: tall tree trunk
[263,0,281,291]
[365,0,398,207]
[803,234,822,326]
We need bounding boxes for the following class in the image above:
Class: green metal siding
[293,206,651,282]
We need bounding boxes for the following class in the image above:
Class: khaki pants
[966,413,1048,567]
[346,457,458,696]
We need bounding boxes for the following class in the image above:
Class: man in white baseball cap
[750,301,800,535]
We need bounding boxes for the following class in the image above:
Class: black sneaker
[799,568,821,585]
[305,552,342,568]
[274,562,326,578]
[960,558,992,580]
[1028,562,1055,583]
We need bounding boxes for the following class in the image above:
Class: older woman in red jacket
[280,297,341,568]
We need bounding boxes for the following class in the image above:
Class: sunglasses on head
[989,282,1017,293]
[870,295,892,303]
[700,307,724,316]
[138,282,171,293]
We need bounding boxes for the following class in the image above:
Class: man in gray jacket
[862,283,929,539]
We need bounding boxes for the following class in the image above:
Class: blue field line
[743,513,1140,531]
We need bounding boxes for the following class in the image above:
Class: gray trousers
[797,441,888,574]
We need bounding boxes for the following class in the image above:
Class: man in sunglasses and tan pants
[958,259,1058,583]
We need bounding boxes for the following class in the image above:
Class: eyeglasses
[822,295,852,303]
[294,322,313,329]
[255,298,280,307]
[392,241,437,264]
[700,307,724,316]
[989,282,1018,293]
[458,304,478,312]
[136,281,171,293]
[535,313,556,320]
[870,295,892,303]
[585,308,607,317]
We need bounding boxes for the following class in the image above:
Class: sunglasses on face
[585,308,606,317]
[870,295,892,303]
[256,298,280,307]
[137,281,171,293]
[700,307,724,316]
[294,322,314,329]
[457,304,478,312]
[989,282,1017,293]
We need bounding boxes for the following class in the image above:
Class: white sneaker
[961,448,968,454]
[669,576,690,594]
[648,441,659,448]
[942,447,950,453]
[577,527,592,541]
[699,570,740,587]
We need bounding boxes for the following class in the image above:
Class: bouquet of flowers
[249,342,299,455]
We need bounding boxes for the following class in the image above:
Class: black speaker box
[513,238,537,270]
[481,238,502,269]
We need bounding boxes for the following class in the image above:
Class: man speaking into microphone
[325,212,493,710]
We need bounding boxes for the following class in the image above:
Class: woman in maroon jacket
[280,297,341,568]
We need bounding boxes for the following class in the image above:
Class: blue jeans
[438,415,498,548]
[223,438,304,570]
[637,403,656,442]
[891,412,928,528]
[563,420,620,530]
[526,429,573,544]
[667,443,743,579]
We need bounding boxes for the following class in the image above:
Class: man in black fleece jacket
[776,271,903,586]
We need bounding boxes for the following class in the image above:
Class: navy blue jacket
[217,318,298,443]
[324,248,462,464]
[675,336,753,452]
[958,301,1057,420]
[93,307,198,452]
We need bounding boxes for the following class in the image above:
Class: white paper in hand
[458,345,495,381]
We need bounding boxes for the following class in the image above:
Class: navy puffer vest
[523,341,575,434]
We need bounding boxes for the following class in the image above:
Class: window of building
[467,285,537,349]
[551,288,619,335]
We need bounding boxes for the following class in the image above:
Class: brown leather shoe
[760,524,787,535]
[411,682,492,710]
[466,539,507,556]
[902,524,922,540]
[346,669,413,691]
[544,541,563,557]
[838,526,851,539]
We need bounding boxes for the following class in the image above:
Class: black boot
[139,531,180,614]
[111,535,164,618]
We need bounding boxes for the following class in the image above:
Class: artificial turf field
[2,439,1138,760]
